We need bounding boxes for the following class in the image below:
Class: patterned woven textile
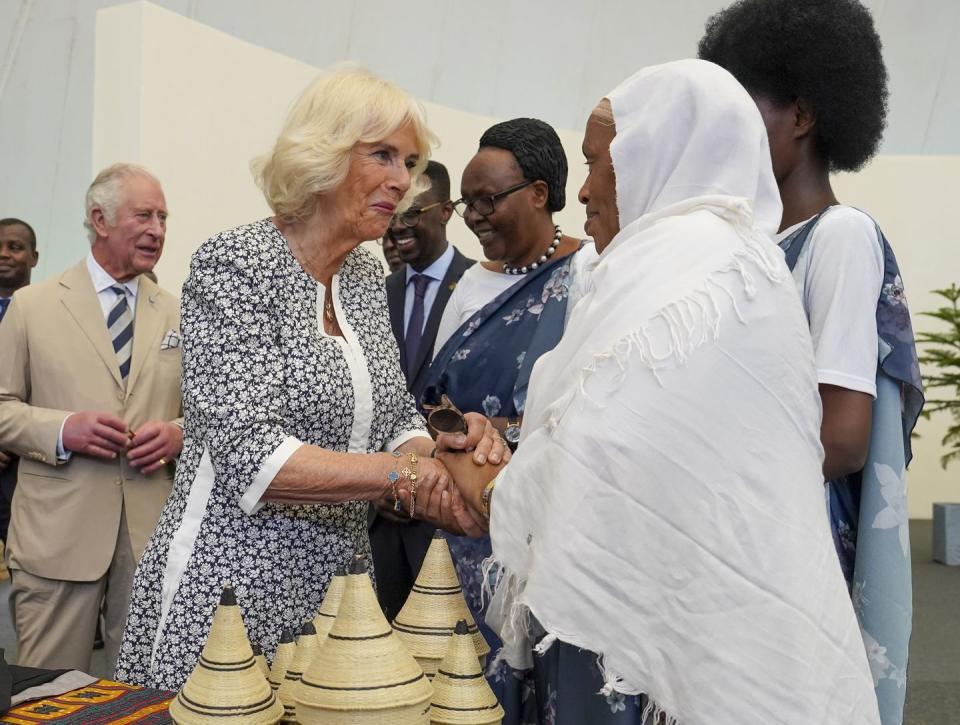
[1,679,173,724]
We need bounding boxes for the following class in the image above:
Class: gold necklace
[324,293,335,323]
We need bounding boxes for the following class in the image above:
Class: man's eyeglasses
[452,180,533,218]
[392,200,447,228]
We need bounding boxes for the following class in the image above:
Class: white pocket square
[160,329,181,350]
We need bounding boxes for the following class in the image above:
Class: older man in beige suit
[0,163,183,673]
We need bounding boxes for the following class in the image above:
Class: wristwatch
[503,419,522,452]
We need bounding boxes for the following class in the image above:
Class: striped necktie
[108,285,134,383]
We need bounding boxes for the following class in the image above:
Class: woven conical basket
[252,643,270,680]
[393,533,489,678]
[312,566,347,643]
[430,621,503,724]
[278,622,321,723]
[268,628,297,693]
[168,586,283,725]
[295,559,433,724]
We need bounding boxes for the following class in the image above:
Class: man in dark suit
[372,160,474,620]
[0,219,39,570]
[385,161,475,402]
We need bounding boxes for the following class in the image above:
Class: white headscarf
[486,60,879,725]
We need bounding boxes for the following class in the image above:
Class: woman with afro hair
[700,2,924,723]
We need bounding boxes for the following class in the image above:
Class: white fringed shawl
[484,60,880,725]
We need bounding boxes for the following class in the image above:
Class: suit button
[117,392,125,401]
[114,478,123,486]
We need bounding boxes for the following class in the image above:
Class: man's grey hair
[84,163,160,243]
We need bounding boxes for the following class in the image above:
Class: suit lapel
[385,269,408,376]
[126,277,164,393]
[59,262,124,390]
[408,248,474,384]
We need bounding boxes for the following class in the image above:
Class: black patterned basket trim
[411,584,462,594]
[300,672,426,692]
[432,701,502,712]
[435,669,483,680]
[393,622,478,636]
[198,655,256,672]
[176,691,278,715]
[326,630,391,641]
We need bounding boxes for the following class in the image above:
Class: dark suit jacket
[371,245,474,621]
[0,301,15,543]
[386,246,475,405]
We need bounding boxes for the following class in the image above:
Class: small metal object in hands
[424,395,467,437]
[128,430,168,467]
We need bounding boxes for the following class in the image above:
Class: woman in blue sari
[701,3,924,723]
[424,118,621,724]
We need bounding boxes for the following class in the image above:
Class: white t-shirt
[433,263,520,355]
[776,206,884,397]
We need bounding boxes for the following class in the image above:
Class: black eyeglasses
[392,200,447,228]
[452,180,533,218]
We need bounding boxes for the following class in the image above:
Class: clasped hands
[389,413,509,537]
[61,411,183,474]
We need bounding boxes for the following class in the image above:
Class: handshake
[380,412,511,538]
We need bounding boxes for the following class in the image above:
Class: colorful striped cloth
[2,679,173,724]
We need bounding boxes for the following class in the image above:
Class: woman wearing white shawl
[437,59,880,725]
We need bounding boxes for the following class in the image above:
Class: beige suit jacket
[0,259,182,581]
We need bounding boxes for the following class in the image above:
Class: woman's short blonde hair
[252,65,437,223]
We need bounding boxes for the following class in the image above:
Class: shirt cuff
[239,436,304,515]
[56,415,74,463]
[384,429,430,453]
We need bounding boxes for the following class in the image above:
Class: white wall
[93,1,589,292]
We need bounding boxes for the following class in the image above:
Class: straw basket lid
[277,622,321,723]
[252,643,270,680]
[312,565,347,641]
[295,558,433,716]
[393,533,490,678]
[430,621,503,725]
[168,586,284,725]
[268,628,297,692]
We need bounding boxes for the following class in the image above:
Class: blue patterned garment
[780,208,924,725]
[423,249,646,724]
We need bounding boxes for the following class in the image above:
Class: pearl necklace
[503,226,562,275]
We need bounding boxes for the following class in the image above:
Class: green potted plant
[918,283,960,469]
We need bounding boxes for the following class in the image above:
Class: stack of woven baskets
[295,558,433,723]
[168,586,283,724]
[430,620,504,725]
[170,536,504,724]
[393,533,490,678]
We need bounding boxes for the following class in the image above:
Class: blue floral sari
[423,248,647,724]
[780,208,924,725]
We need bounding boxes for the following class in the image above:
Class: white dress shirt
[86,252,139,319]
[403,243,454,336]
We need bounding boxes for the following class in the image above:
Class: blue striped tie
[108,285,134,384]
